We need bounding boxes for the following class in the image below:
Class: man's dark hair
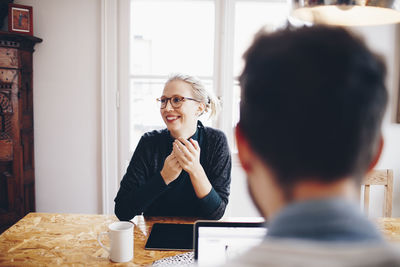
[239,25,387,189]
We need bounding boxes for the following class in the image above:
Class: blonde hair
[166,73,220,119]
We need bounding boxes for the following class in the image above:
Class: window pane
[129,78,165,150]
[233,1,289,77]
[231,1,288,134]
[130,0,215,153]
[131,0,215,76]
[230,1,288,151]
[233,82,241,128]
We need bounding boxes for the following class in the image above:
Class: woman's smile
[165,114,181,123]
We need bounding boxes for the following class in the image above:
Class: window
[127,0,288,160]
[232,1,289,130]
[129,0,215,152]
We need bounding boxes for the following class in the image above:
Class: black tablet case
[145,223,194,250]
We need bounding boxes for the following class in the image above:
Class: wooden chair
[362,169,393,217]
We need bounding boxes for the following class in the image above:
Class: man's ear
[235,125,253,172]
[367,135,384,171]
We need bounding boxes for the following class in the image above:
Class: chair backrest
[362,169,393,217]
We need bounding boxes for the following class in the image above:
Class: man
[233,25,400,266]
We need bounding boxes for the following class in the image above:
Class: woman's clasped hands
[160,137,202,185]
[173,137,201,175]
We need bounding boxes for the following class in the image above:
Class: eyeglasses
[156,95,200,109]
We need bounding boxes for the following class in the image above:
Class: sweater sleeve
[198,130,231,220]
[114,136,168,221]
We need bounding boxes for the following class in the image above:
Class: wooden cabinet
[0,32,41,233]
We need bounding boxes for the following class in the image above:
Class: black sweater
[114,121,231,221]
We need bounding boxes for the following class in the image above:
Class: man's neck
[267,177,358,220]
[291,178,358,202]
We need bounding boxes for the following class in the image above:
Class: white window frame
[215,0,236,149]
[101,0,130,214]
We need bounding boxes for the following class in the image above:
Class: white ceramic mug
[97,221,134,262]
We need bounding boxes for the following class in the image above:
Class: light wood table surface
[376,217,400,243]
[0,213,399,266]
[0,213,195,266]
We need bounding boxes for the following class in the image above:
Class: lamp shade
[289,0,400,26]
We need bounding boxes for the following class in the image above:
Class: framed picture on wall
[8,4,33,35]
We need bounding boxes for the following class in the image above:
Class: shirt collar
[190,120,204,142]
[266,197,383,242]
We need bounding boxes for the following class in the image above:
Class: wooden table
[0,213,195,266]
[0,213,399,266]
[376,217,400,243]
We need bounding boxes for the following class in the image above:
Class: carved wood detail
[0,32,41,234]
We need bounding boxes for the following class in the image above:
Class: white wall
[15,0,103,214]
[13,0,400,217]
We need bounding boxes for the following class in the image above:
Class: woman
[114,74,231,221]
